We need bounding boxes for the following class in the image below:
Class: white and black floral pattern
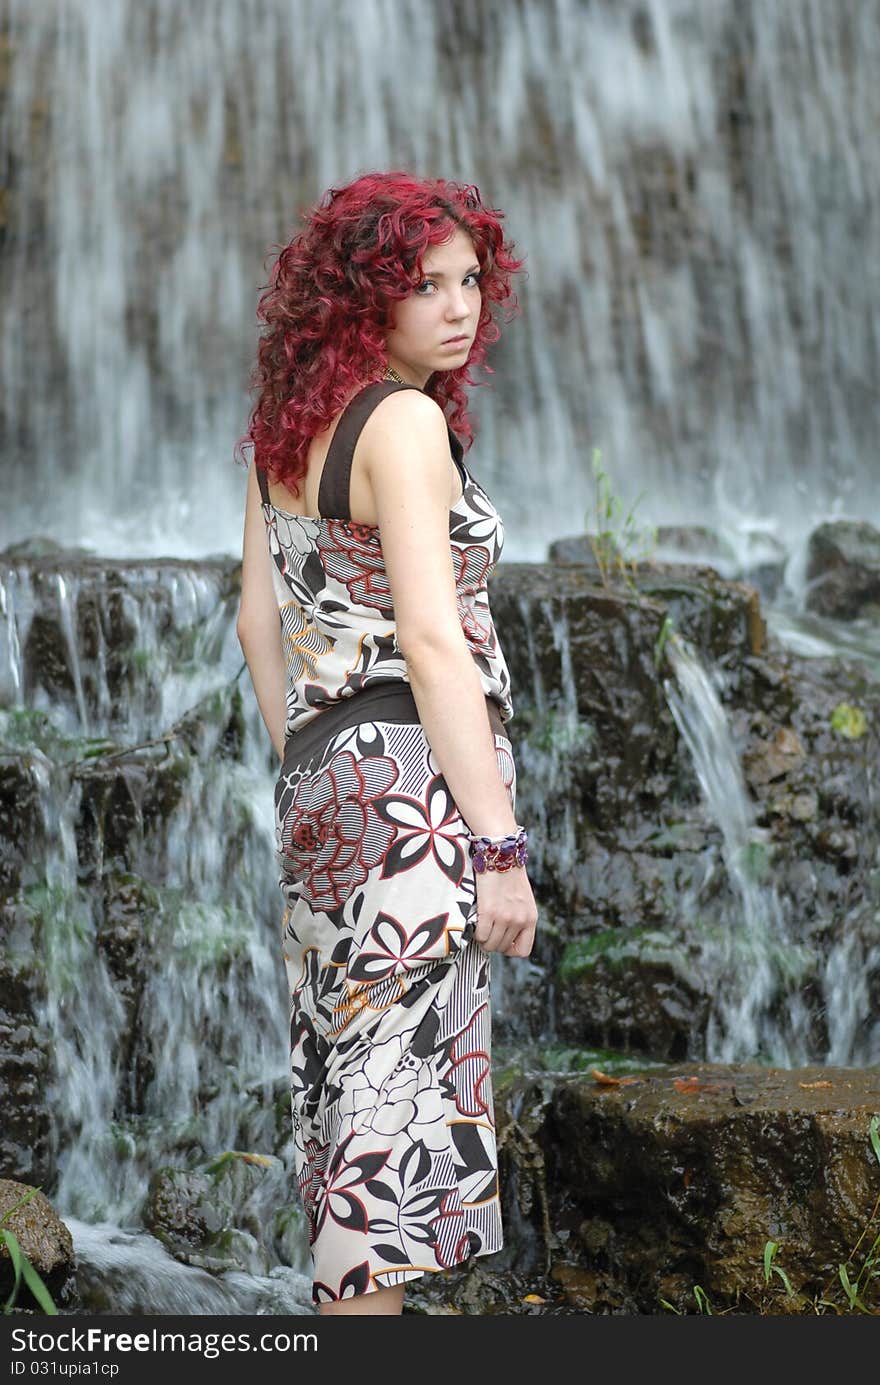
[259,387,520,1305]
[259,459,513,738]
[276,721,516,1303]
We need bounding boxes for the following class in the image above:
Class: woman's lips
[441,335,469,345]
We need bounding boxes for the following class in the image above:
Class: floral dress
[256,382,517,1303]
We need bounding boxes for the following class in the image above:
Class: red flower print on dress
[428,1190,473,1269]
[458,593,497,656]
[278,751,400,909]
[314,1130,392,1239]
[451,544,499,654]
[347,522,377,544]
[296,1135,331,1245]
[447,1005,492,1119]
[372,775,467,884]
[451,541,491,598]
[317,521,391,614]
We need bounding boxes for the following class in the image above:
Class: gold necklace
[383,365,407,385]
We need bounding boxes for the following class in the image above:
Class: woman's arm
[236,462,288,761]
[362,389,517,839]
[363,389,537,958]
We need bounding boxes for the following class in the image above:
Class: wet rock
[543,1061,880,1313]
[479,1059,880,1314]
[0,754,46,895]
[0,764,58,1190]
[72,683,244,883]
[172,683,246,762]
[0,902,51,1186]
[143,1168,227,1247]
[0,1180,77,1313]
[96,873,162,1111]
[741,725,807,785]
[548,534,620,566]
[513,556,767,665]
[1,538,95,562]
[142,1153,287,1276]
[490,563,880,1065]
[0,1010,51,1186]
[73,743,188,881]
[548,526,787,603]
[649,526,739,565]
[492,564,676,835]
[556,929,709,1060]
[805,520,880,620]
[3,553,240,737]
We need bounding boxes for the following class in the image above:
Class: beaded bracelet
[468,824,529,874]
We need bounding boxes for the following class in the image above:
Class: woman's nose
[446,289,469,319]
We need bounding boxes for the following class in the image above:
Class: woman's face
[384,225,482,388]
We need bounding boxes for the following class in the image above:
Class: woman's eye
[414,273,482,295]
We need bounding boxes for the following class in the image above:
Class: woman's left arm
[236,462,288,761]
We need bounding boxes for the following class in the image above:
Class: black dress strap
[318,381,465,522]
[255,461,271,506]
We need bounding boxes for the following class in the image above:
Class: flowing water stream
[3,551,877,1310]
[2,0,878,558]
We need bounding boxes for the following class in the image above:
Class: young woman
[236,171,538,1316]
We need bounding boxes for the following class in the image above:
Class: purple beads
[468,825,529,873]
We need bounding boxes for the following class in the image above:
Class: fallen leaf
[798,1080,832,1089]
[522,1294,546,1304]
[591,1068,642,1086]
[591,1068,620,1085]
[674,1076,723,1094]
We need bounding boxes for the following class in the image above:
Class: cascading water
[2,0,878,558]
[1,559,316,1312]
[661,633,814,1063]
[2,0,878,1314]
[494,575,878,1068]
[3,548,875,1312]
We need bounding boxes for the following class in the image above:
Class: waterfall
[2,0,878,1312]
[1,555,316,1311]
[2,0,878,560]
[662,633,815,1063]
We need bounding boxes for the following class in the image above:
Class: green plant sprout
[692,1284,712,1314]
[653,613,679,670]
[1,1187,58,1315]
[586,448,682,668]
[586,447,658,595]
[763,1240,795,1295]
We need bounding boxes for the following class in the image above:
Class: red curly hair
[236,170,525,494]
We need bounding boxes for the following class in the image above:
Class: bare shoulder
[359,389,451,494]
[357,391,464,652]
[361,387,448,447]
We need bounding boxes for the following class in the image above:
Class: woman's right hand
[472,865,538,958]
